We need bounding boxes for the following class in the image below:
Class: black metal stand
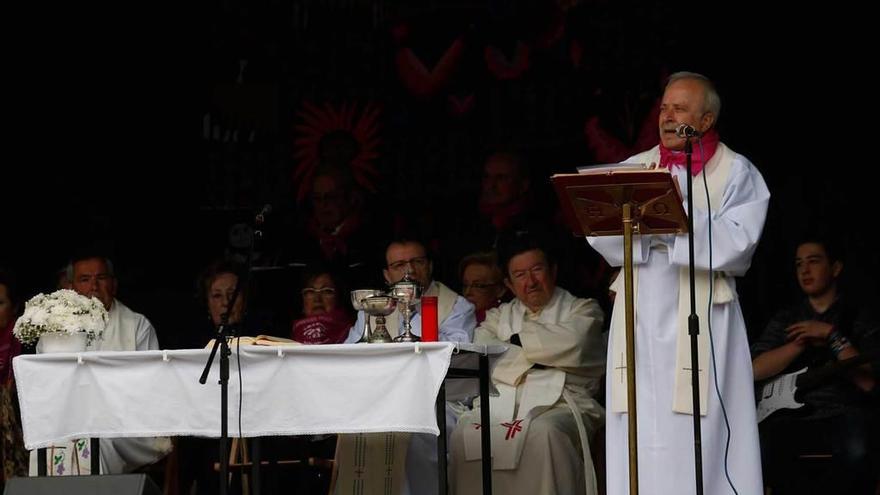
[199,297,237,495]
[436,382,448,495]
[684,137,705,495]
[478,354,492,495]
[37,446,46,475]
[198,209,266,495]
[440,352,493,495]
[91,439,100,474]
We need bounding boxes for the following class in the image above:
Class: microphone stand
[199,213,263,495]
[684,135,705,495]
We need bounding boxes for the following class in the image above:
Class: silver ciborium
[362,295,397,343]
[390,274,422,343]
[351,289,385,343]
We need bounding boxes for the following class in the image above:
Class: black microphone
[255,204,272,224]
[675,123,703,138]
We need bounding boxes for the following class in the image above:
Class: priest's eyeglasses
[387,256,429,272]
[301,287,336,297]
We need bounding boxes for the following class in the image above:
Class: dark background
[4,0,875,345]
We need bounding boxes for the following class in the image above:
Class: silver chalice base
[362,295,397,344]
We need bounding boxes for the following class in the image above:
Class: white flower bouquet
[12,289,108,345]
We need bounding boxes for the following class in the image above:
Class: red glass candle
[421,296,438,342]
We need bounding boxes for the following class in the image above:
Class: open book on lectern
[576,162,649,174]
[551,162,688,237]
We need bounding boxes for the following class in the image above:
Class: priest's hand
[785,320,834,347]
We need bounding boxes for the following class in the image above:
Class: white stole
[462,370,566,470]
[462,291,577,470]
[28,439,94,476]
[91,300,137,351]
[335,432,410,495]
[609,143,736,415]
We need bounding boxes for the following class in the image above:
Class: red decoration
[583,99,661,164]
[395,38,465,98]
[292,101,382,201]
[501,419,524,440]
[485,42,531,80]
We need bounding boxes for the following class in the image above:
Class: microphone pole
[199,207,264,495]
[684,133,705,495]
[198,279,240,495]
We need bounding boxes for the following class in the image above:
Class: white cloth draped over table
[24,299,168,475]
[588,143,768,495]
[13,344,454,449]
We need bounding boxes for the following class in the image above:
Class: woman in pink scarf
[291,265,354,345]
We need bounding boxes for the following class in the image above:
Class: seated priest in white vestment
[589,72,767,495]
[28,255,171,476]
[449,231,606,495]
[339,238,476,495]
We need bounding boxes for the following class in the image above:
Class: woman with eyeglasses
[173,260,250,495]
[291,264,353,344]
[170,260,255,351]
[459,252,508,324]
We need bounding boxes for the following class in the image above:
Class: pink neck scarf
[658,128,719,176]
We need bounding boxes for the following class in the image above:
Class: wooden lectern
[551,165,688,495]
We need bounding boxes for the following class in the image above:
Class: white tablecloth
[13,342,454,449]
